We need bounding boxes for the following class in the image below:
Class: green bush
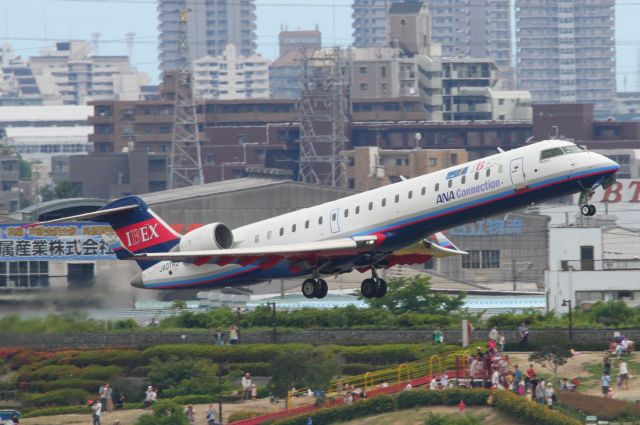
[557,391,640,420]
[492,391,581,425]
[228,410,262,422]
[21,388,93,407]
[140,343,313,364]
[134,400,188,425]
[70,350,142,369]
[230,362,271,376]
[424,412,485,425]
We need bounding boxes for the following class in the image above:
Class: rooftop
[0,105,91,123]
[389,2,424,14]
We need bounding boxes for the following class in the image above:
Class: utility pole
[168,9,204,189]
[512,258,516,291]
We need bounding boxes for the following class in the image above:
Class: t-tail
[22,196,181,270]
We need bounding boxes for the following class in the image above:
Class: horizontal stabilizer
[21,204,138,228]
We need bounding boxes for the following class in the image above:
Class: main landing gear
[301,277,328,299]
[579,187,597,217]
[360,270,387,299]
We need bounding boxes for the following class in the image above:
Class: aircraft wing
[126,235,382,266]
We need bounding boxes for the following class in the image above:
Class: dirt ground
[508,351,640,400]
[341,406,512,425]
[20,398,289,425]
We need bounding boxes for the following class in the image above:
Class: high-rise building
[516,0,616,117]
[193,44,270,100]
[157,0,257,73]
[352,0,512,68]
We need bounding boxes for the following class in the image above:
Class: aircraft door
[330,208,340,234]
[509,157,527,191]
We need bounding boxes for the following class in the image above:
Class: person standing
[144,386,153,409]
[214,326,224,346]
[241,373,252,401]
[433,326,443,344]
[535,379,545,404]
[514,365,522,392]
[619,360,629,390]
[206,404,217,425]
[228,324,239,345]
[458,400,465,414]
[544,383,555,408]
[91,400,102,425]
[603,353,611,375]
[185,405,196,424]
[518,323,529,351]
[601,373,611,397]
[488,326,499,342]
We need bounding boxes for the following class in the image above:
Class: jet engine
[178,223,234,251]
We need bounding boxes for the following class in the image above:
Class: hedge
[557,391,640,420]
[21,364,124,382]
[21,388,93,407]
[270,389,581,425]
[228,410,263,422]
[22,405,90,418]
[28,378,103,394]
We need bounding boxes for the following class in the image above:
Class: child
[458,400,465,413]
[499,334,506,352]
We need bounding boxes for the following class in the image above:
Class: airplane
[26,139,619,298]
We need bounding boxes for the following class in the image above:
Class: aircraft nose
[130,273,144,289]
[599,153,620,172]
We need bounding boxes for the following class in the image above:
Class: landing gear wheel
[581,204,591,216]
[588,204,596,216]
[316,279,328,298]
[375,279,387,298]
[361,278,377,299]
[302,279,316,299]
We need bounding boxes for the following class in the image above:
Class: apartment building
[516,0,616,116]
[270,29,322,99]
[158,0,257,72]
[193,44,270,100]
[28,41,149,105]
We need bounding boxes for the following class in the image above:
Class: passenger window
[332,213,337,221]
[435,183,439,191]
[344,209,349,218]
[395,194,400,203]
[381,198,386,207]
[540,147,564,160]
[369,202,373,210]
[267,231,272,240]
[318,216,323,225]
[475,171,479,180]
[254,234,259,243]
[408,190,413,199]
[448,179,452,188]
[356,206,360,214]
[292,224,296,232]
[305,220,309,229]
[461,176,466,184]
[486,168,491,177]
[499,164,504,173]
[421,187,426,195]
[280,227,284,236]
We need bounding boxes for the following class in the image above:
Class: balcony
[561,259,640,272]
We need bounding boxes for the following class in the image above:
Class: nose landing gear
[579,187,597,216]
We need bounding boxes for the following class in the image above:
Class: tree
[39,181,81,202]
[362,275,466,315]
[529,345,570,382]
[268,349,342,398]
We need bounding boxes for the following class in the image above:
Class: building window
[429,158,437,167]
[481,250,500,268]
[462,250,481,269]
[359,66,368,74]
[359,83,368,91]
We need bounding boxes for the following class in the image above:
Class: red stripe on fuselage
[115,218,178,252]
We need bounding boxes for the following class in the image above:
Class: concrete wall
[0,328,626,350]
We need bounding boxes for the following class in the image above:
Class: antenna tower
[298,47,351,187]
[168,9,204,189]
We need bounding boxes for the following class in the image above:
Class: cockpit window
[540,148,564,160]
[562,145,583,154]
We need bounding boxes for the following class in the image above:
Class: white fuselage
[139,140,619,289]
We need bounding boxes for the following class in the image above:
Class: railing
[561,259,640,271]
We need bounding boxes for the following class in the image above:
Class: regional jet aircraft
[27,140,618,298]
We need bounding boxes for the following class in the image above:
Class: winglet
[428,232,467,255]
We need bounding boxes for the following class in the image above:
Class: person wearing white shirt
[429,378,438,390]
[619,361,630,390]
[440,373,449,389]
[91,400,102,425]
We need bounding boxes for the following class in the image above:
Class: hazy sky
[2,0,639,91]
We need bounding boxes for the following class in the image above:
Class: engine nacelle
[178,223,234,252]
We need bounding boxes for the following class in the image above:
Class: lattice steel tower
[168,9,204,189]
[298,48,351,187]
